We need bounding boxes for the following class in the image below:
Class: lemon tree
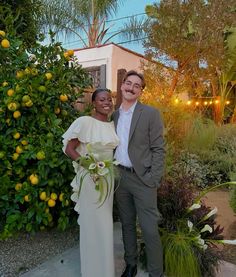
[0,31,92,238]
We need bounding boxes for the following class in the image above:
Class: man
[114,70,165,277]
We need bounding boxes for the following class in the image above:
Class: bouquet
[76,148,119,207]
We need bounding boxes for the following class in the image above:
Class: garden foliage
[0,31,92,238]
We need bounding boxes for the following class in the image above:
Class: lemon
[24,194,30,202]
[25,100,33,107]
[40,191,47,201]
[64,199,69,206]
[1,39,10,48]
[45,72,53,80]
[63,52,70,60]
[7,102,17,111]
[15,183,22,191]
[24,67,31,74]
[7,89,14,96]
[31,68,38,76]
[13,132,20,139]
[2,81,8,87]
[36,150,46,160]
[48,198,56,207]
[54,107,60,114]
[16,71,24,79]
[67,49,74,56]
[22,95,31,103]
[50,192,58,200]
[59,193,64,202]
[38,85,46,92]
[0,151,5,159]
[29,173,36,181]
[0,30,6,37]
[30,176,39,185]
[59,94,68,102]
[61,110,68,116]
[12,153,19,160]
[21,140,28,145]
[13,110,21,119]
[16,146,23,154]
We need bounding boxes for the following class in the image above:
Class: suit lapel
[129,102,143,141]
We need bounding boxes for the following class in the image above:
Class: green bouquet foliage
[0,31,92,238]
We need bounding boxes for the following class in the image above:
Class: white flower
[187,220,193,232]
[89,163,96,170]
[98,167,109,176]
[200,224,213,233]
[220,239,236,245]
[85,153,90,159]
[97,161,105,169]
[188,203,201,211]
[196,235,208,250]
[202,207,218,221]
[113,160,119,165]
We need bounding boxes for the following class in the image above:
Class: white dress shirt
[114,102,137,167]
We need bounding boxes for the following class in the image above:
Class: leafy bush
[182,118,236,186]
[139,177,224,277]
[168,151,223,188]
[0,31,92,238]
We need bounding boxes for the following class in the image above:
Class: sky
[59,0,157,55]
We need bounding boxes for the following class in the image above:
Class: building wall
[74,44,146,92]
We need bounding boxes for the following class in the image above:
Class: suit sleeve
[149,109,165,187]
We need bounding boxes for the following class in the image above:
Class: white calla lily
[187,220,193,232]
[89,163,96,170]
[202,207,218,221]
[97,161,105,169]
[200,224,213,233]
[220,239,236,245]
[188,203,201,211]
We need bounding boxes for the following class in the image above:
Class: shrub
[0,31,92,238]
[139,177,224,277]
[168,151,223,188]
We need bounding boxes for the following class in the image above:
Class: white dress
[62,116,119,277]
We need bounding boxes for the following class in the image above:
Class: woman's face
[93,91,113,115]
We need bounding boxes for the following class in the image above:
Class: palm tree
[40,0,126,47]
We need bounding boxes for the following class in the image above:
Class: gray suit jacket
[113,101,165,188]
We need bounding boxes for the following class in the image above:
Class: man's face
[121,75,143,103]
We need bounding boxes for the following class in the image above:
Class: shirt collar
[119,101,137,113]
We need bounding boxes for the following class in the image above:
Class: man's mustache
[126,90,135,94]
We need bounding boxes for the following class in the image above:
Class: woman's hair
[91,88,110,102]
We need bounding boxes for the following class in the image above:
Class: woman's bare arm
[65,138,81,161]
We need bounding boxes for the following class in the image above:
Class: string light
[166,97,234,107]
[174,98,179,104]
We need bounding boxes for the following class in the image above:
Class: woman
[62,89,119,277]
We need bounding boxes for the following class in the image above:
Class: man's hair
[122,70,146,89]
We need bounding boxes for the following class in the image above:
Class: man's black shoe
[121,264,137,277]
